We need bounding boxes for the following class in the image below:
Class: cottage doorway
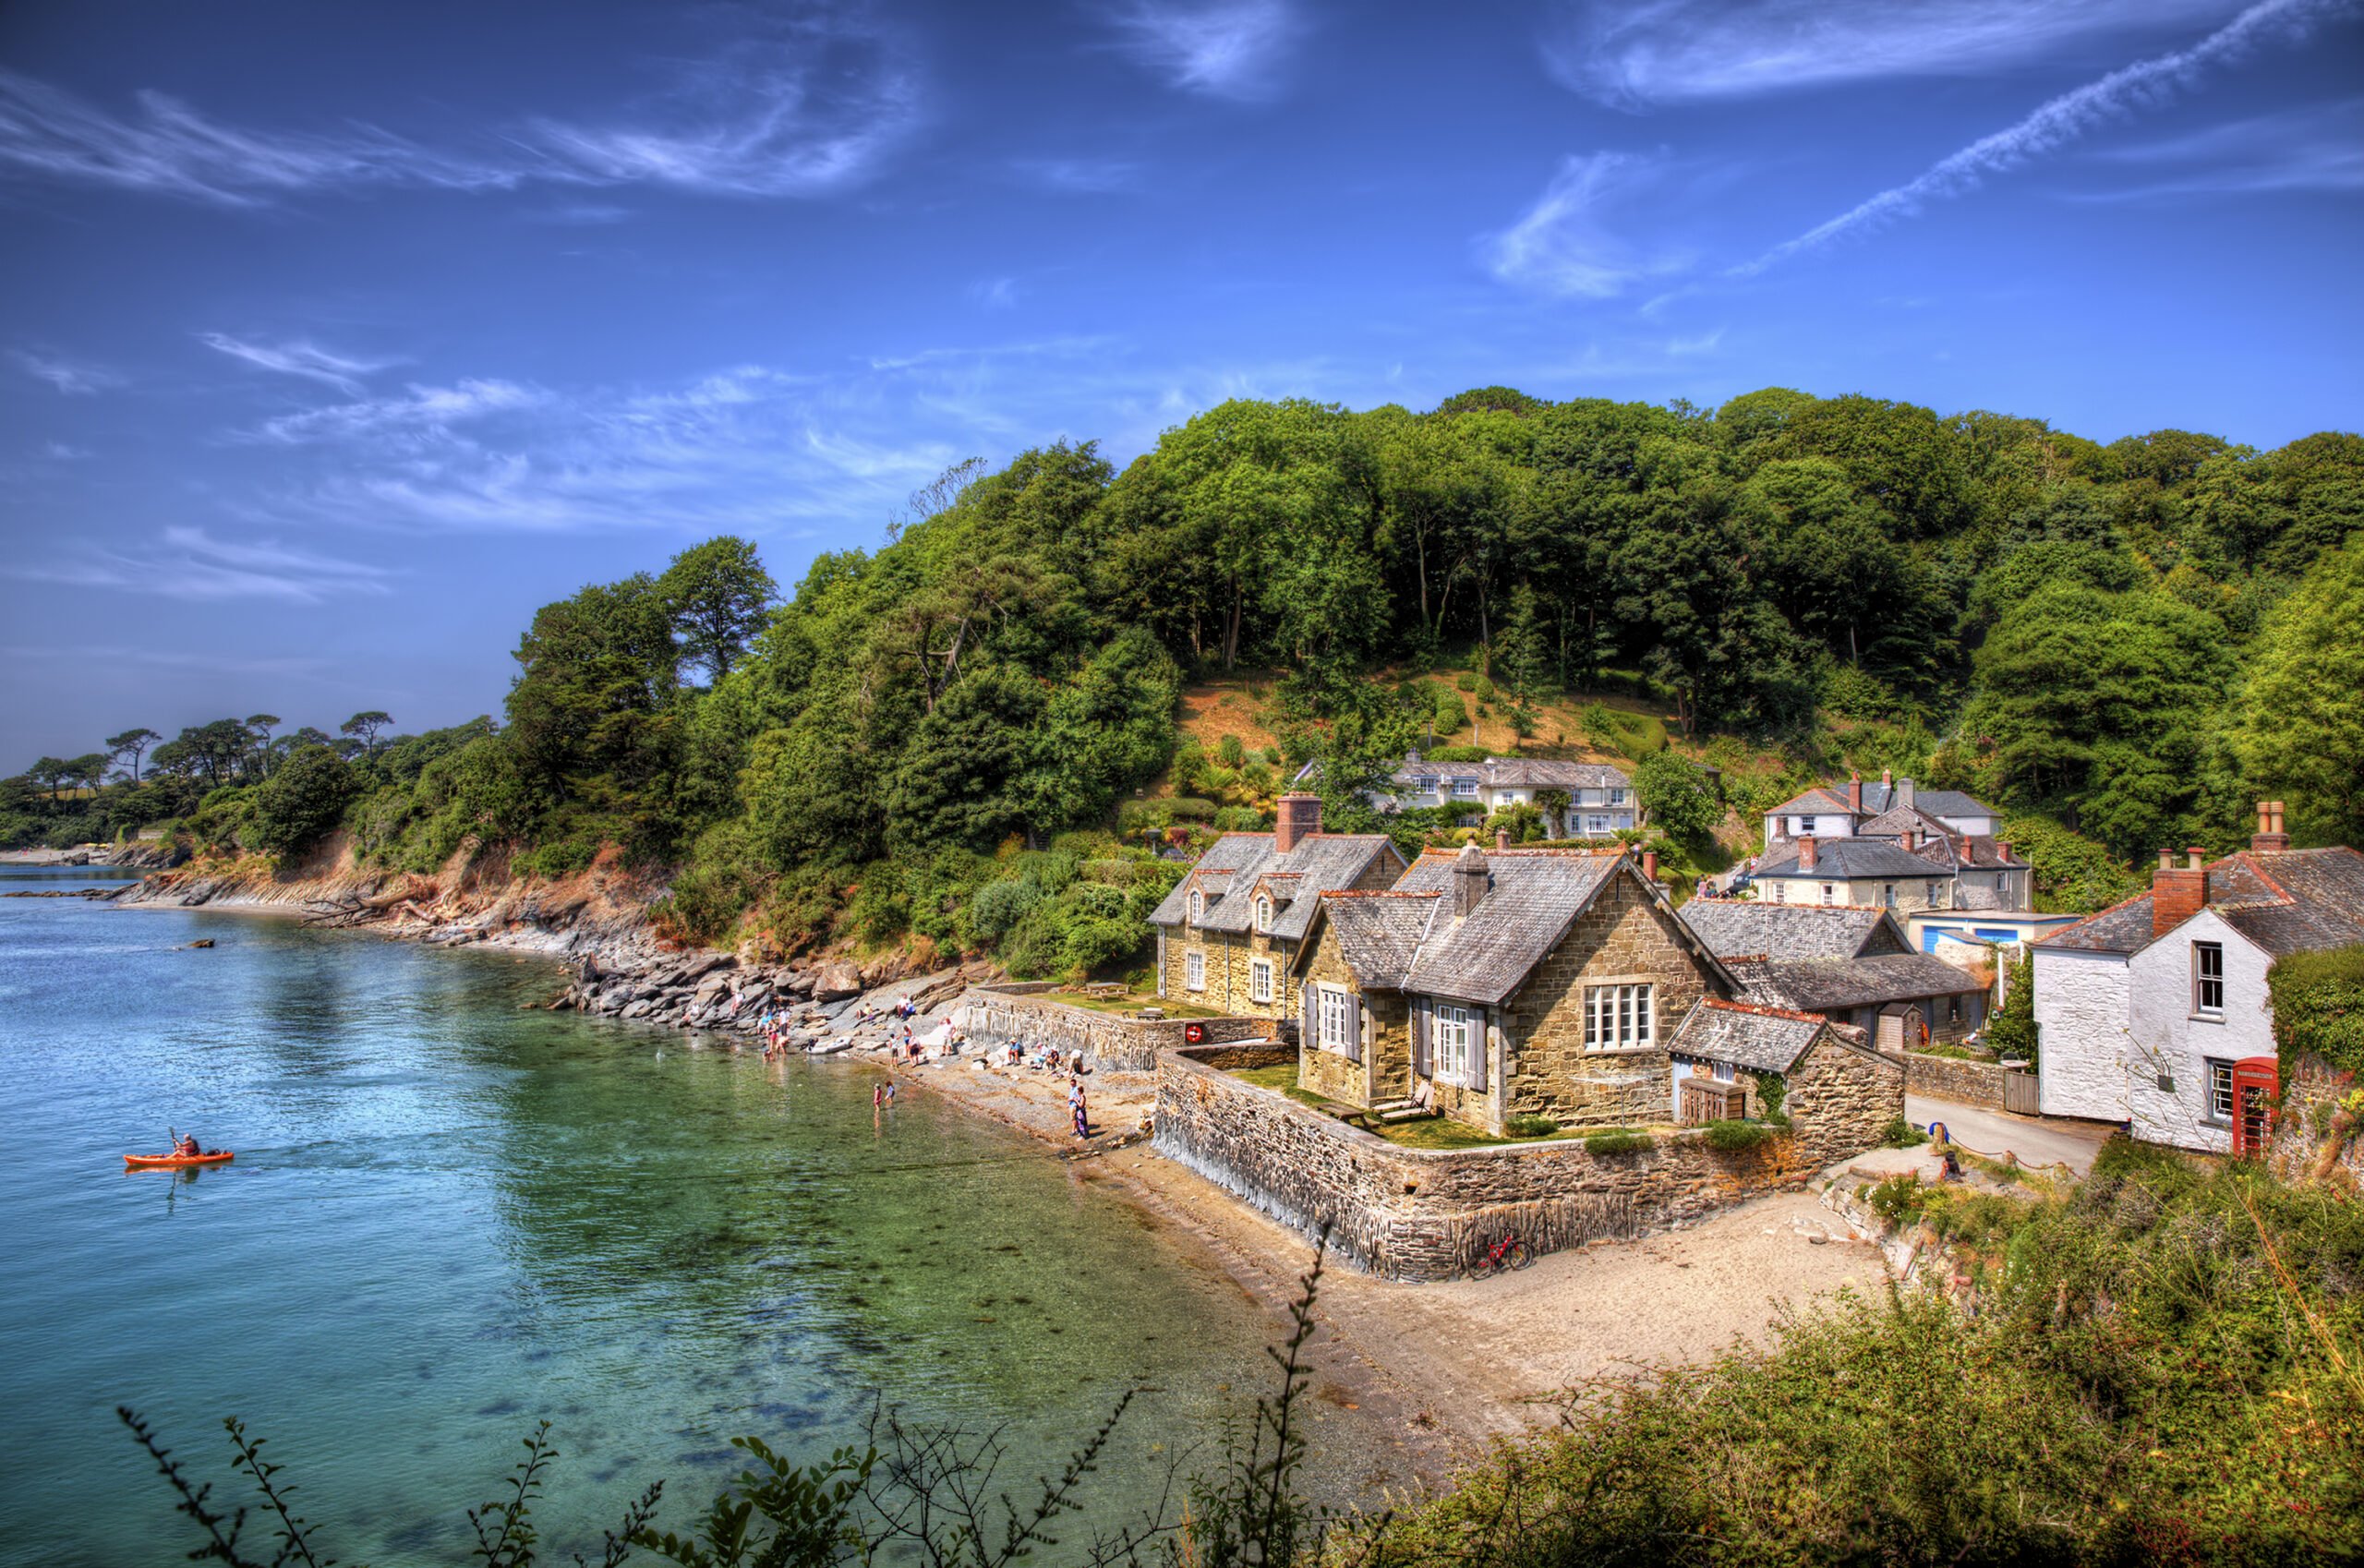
[1669,1058,1693,1117]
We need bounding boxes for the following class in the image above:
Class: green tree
[506,575,679,828]
[245,715,282,776]
[2233,545,2364,846]
[1634,748,1719,843]
[340,711,392,756]
[249,744,359,859]
[660,535,777,685]
[106,727,161,784]
[61,752,108,799]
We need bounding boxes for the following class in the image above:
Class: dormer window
[1188,889,1204,923]
[1254,896,1272,933]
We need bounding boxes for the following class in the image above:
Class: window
[1433,1004,1473,1081]
[1584,983,1654,1051]
[2206,1058,2236,1124]
[1883,883,1896,908]
[1948,994,1962,1024]
[2193,942,2225,1016]
[1610,788,1627,805]
[1185,949,1205,991]
[1798,815,1817,834]
[1188,889,1204,923]
[1316,985,1356,1055]
[1452,777,1480,797]
[1820,883,1837,906]
[1926,880,1943,907]
[1586,814,1610,834]
[1254,896,1272,933]
[1249,959,1272,1004]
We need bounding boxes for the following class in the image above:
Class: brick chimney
[1996,839,2013,863]
[1453,842,1490,917]
[1641,849,1659,884]
[1274,792,1321,854]
[2251,799,2290,854]
[1798,835,1818,872]
[1899,777,1916,812]
[1881,767,1893,790]
[2152,847,2207,940]
[1900,827,1917,852]
[1496,828,1512,851]
[1848,771,1863,815]
[1959,834,1973,864]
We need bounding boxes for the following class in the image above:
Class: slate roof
[1728,952,1988,1012]
[1147,832,1402,942]
[2038,848,2364,958]
[1384,754,1631,792]
[1318,892,1441,990]
[1667,999,1874,1073]
[1767,779,1997,822]
[1679,900,1902,961]
[1754,838,1950,880]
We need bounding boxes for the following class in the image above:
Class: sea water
[0,864,1372,1565]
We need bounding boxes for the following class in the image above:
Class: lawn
[1226,1062,1515,1148]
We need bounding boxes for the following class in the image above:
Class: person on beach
[1067,1077,1088,1138]
[883,1080,896,1107]
[874,1082,885,1110]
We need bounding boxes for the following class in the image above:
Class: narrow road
[1907,1093,2117,1175]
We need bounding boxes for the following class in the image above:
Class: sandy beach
[879,1032,1911,1486]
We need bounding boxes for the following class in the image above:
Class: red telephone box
[2230,1056,2278,1157]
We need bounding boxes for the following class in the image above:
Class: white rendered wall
[2034,947,2132,1120]
[2123,911,2272,1152]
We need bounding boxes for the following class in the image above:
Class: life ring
[1184,1022,1206,1043]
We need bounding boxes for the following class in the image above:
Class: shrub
[1703,1118,1774,1152]
[2268,943,2364,1079]
[1424,744,1487,763]
[1882,1116,1928,1148]
[1506,1113,1561,1139]
[963,876,1041,946]
[1986,946,2039,1064]
[1165,796,1218,822]
[1584,1128,1651,1155]
[1216,733,1245,767]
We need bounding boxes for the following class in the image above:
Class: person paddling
[171,1129,201,1159]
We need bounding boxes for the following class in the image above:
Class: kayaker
[173,1132,201,1159]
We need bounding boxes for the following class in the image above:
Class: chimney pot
[1799,835,1818,872]
[1274,792,1322,854]
[2187,847,2204,871]
[2252,799,2290,853]
[2158,848,2176,871]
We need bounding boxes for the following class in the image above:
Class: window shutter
[1345,996,1363,1064]
[1411,998,1430,1078]
[1468,1010,1489,1092]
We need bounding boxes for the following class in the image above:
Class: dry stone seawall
[1155,1044,1813,1282]
[963,987,1272,1072]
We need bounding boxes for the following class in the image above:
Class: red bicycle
[1476,1234,1533,1274]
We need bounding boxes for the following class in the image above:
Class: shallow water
[0,867,1361,1565]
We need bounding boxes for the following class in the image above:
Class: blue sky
[3,0,2359,760]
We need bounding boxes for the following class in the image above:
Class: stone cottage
[1678,899,1993,1048]
[1287,844,1735,1135]
[1660,999,1904,1164]
[1147,793,1407,1020]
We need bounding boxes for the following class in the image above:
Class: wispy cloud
[1110,1,1304,101]
[9,347,125,394]
[1736,0,2351,275]
[1010,156,1140,193]
[199,333,392,395]
[44,441,91,460]
[254,379,542,445]
[2076,96,2364,197]
[969,276,1019,309]
[1546,0,2246,107]
[7,525,396,603]
[0,16,920,207]
[1481,152,1692,298]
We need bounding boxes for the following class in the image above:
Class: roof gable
[1147,831,1404,938]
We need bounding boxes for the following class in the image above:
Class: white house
[1761,769,1998,846]
[2033,808,2364,1152]
[1300,754,1637,838]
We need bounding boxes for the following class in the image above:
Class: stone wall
[1161,925,1297,1020]
[1885,1048,2010,1109]
[963,987,1271,1073]
[1154,1044,1815,1281]
[2269,1052,2363,1184]
[1786,1040,1907,1166]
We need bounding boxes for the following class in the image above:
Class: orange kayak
[124,1151,235,1168]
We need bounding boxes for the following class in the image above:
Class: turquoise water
[0,866,1357,1565]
